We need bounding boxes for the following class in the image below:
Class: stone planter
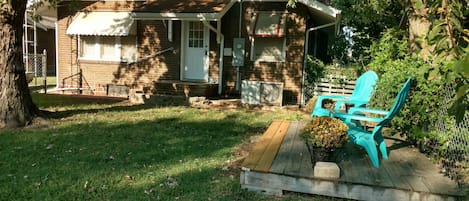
[302,116,348,167]
[305,142,335,166]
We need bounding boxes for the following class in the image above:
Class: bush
[304,55,326,86]
[368,28,445,136]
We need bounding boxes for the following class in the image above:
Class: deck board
[270,121,299,174]
[254,121,290,172]
[297,122,314,178]
[240,120,466,200]
[283,123,306,176]
[241,120,283,170]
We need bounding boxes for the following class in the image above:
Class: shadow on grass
[33,93,191,120]
[41,103,157,120]
[0,113,268,200]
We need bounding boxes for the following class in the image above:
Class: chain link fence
[432,84,468,186]
[24,53,46,86]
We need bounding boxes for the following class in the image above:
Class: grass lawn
[28,76,57,93]
[0,94,334,201]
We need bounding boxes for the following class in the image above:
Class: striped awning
[66,12,135,36]
[250,12,286,37]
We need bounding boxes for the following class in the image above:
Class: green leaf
[428,23,445,41]
[448,16,463,32]
[455,85,468,99]
[449,2,464,18]
[453,55,469,76]
[415,0,424,9]
[449,95,468,123]
[435,38,450,52]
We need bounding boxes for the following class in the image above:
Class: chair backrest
[349,71,379,102]
[377,78,412,128]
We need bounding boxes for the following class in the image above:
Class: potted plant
[302,116,349,165]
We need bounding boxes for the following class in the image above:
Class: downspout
[218,21,224,95]
[300,21,337,105]
[236,0,243,91]
[55,21,59,88]
[238,0,243,37]
[219,35,224,95]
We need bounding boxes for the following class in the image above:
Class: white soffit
[66,12,135,36]
[243,0,340,19]
[299,0,340,18]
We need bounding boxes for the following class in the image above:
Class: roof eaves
[243,0,340,19]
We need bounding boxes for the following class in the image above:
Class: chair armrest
[333,112,385,124]
[348,107,389,116]
[312,95,349,116]
[334,100,368,111]
[318,95,348,99]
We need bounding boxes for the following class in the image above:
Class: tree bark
[0,2,39,128]
[408,1,432,59]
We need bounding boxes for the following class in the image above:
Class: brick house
[56,0,339,105]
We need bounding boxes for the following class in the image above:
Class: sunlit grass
[28,76,56,87]
[0,94,331,200]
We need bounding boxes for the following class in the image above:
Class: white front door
[183,21,209,81]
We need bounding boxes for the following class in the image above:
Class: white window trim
[168,20,173,42]
[115,37,121,60]
[78,36,123,62]
[250,37,287,62]
[249,10,287,62]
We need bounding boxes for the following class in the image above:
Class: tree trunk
[408,1,432,59]
[0,2,39,128]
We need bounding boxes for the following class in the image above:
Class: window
[188,21,204,48]
[79,36,136,62]
[251,37,286,62]
[249,12,287,62]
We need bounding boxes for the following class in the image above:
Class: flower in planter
[302,116,349,149]
[303,116,349,164]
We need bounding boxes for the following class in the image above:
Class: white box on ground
[314,162,340,179]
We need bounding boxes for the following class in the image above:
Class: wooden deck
[240,121,466,201]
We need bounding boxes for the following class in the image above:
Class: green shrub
[304,55,360,88]
[304,55,326,86]
[368,29,446,136]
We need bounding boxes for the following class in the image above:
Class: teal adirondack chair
[334,78,412,168]
[311,71,378,117]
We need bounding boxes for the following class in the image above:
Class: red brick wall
[57,1,310,102]
[222,2,308,104]
[57,1,220,96]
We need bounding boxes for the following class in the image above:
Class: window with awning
[66,12,135,36]
[67,12,137,62]
[79,36,137,62]
[250,12,287,62]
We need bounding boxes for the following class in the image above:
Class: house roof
[133,0,235,21]
[132,0,339,22]
[244,0,340,23]
[134,0,232,13]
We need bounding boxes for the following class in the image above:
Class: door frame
[180,21,210,81]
